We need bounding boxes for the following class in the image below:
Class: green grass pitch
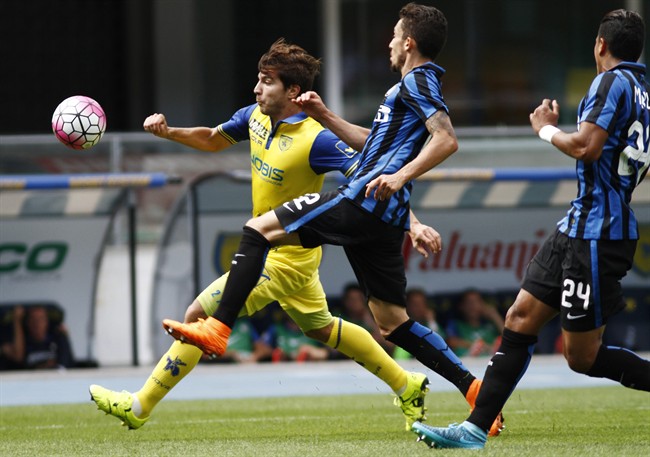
[1,386,648,456]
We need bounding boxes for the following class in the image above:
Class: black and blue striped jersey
[558,62,650,240]
[339,62,448,229]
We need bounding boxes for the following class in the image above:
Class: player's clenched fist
[292,91,327,120]
[143,113,170,138]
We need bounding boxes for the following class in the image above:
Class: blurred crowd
[0,286,560,371]
[200,284,518,366]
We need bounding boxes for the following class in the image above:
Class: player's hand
[529,99,560,133]
[292,91,328,121]
[408,221,442,258]
[365,173,406,201]
[143,113,170,138]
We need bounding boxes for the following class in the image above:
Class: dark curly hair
[258,38,321,94]
[399,3,448,60]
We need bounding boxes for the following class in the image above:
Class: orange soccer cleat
[465,379,505,437]
[162,316,231,359]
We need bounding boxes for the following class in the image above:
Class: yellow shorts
[196,246,333,332]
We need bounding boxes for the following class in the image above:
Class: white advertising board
[0,217,111,360]
[198,206,650,296]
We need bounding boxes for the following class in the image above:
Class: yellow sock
[134,340,202,417]
[326,317,407,393]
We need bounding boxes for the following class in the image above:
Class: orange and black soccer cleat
[163,317,231,359]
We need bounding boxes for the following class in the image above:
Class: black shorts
[275,190,407,306]
[522,229,636,332]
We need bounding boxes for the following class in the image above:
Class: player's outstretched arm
[365,110,458,200]
[293,91,370,151]
[530,99,608,163]
[143,113,231,153]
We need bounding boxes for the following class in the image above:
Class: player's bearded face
[389,20,407,72]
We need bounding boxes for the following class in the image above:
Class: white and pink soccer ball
[52,95,107,150]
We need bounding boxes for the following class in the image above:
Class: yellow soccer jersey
[216,104,359,260]
[217,104,358,217]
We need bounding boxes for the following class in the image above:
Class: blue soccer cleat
[411,420,487,449]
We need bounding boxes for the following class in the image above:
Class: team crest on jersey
[632,224,650,277]
[279,135,293,151]
[335,140,357,158]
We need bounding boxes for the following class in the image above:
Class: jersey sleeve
[400,70,449,123]
[579,72,624,134]
[216,103,257,144]
[309,129,360,177]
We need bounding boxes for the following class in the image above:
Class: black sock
[213,226,270,328]
[387,319,476,395]
[586,345,650,391]
[468,328,537,432]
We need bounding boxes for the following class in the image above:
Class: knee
[243,216,288,247]
[244,216,271,238]
[305,321,334,343]
[377,325,397,339]
[368,298,408,336]
[184,300,207,323]
[563,344,599,374]
[244,217,258,230]
[504,301,529,330]
[369,318,402,338]
[565,354,595,374]
[305,325,332,343]
[503,290,554,335]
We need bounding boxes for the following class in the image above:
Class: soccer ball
[51,95,107,150]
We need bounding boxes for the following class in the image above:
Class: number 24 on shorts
[561,278,591,311]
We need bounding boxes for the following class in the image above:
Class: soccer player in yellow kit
[89,39,436,431]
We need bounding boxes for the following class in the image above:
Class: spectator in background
[394,289,445,360]
[339,283,390,352]
[407,288,445,337]
[0,306,26,370]
[1,306,75,370]
[264,313,330,362]
[446,290,504,357]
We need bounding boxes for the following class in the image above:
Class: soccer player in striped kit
[165,3,503,436]
[413,9,650,449]
[90,38,439,432]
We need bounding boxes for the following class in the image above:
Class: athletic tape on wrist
[538,125,561,143]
